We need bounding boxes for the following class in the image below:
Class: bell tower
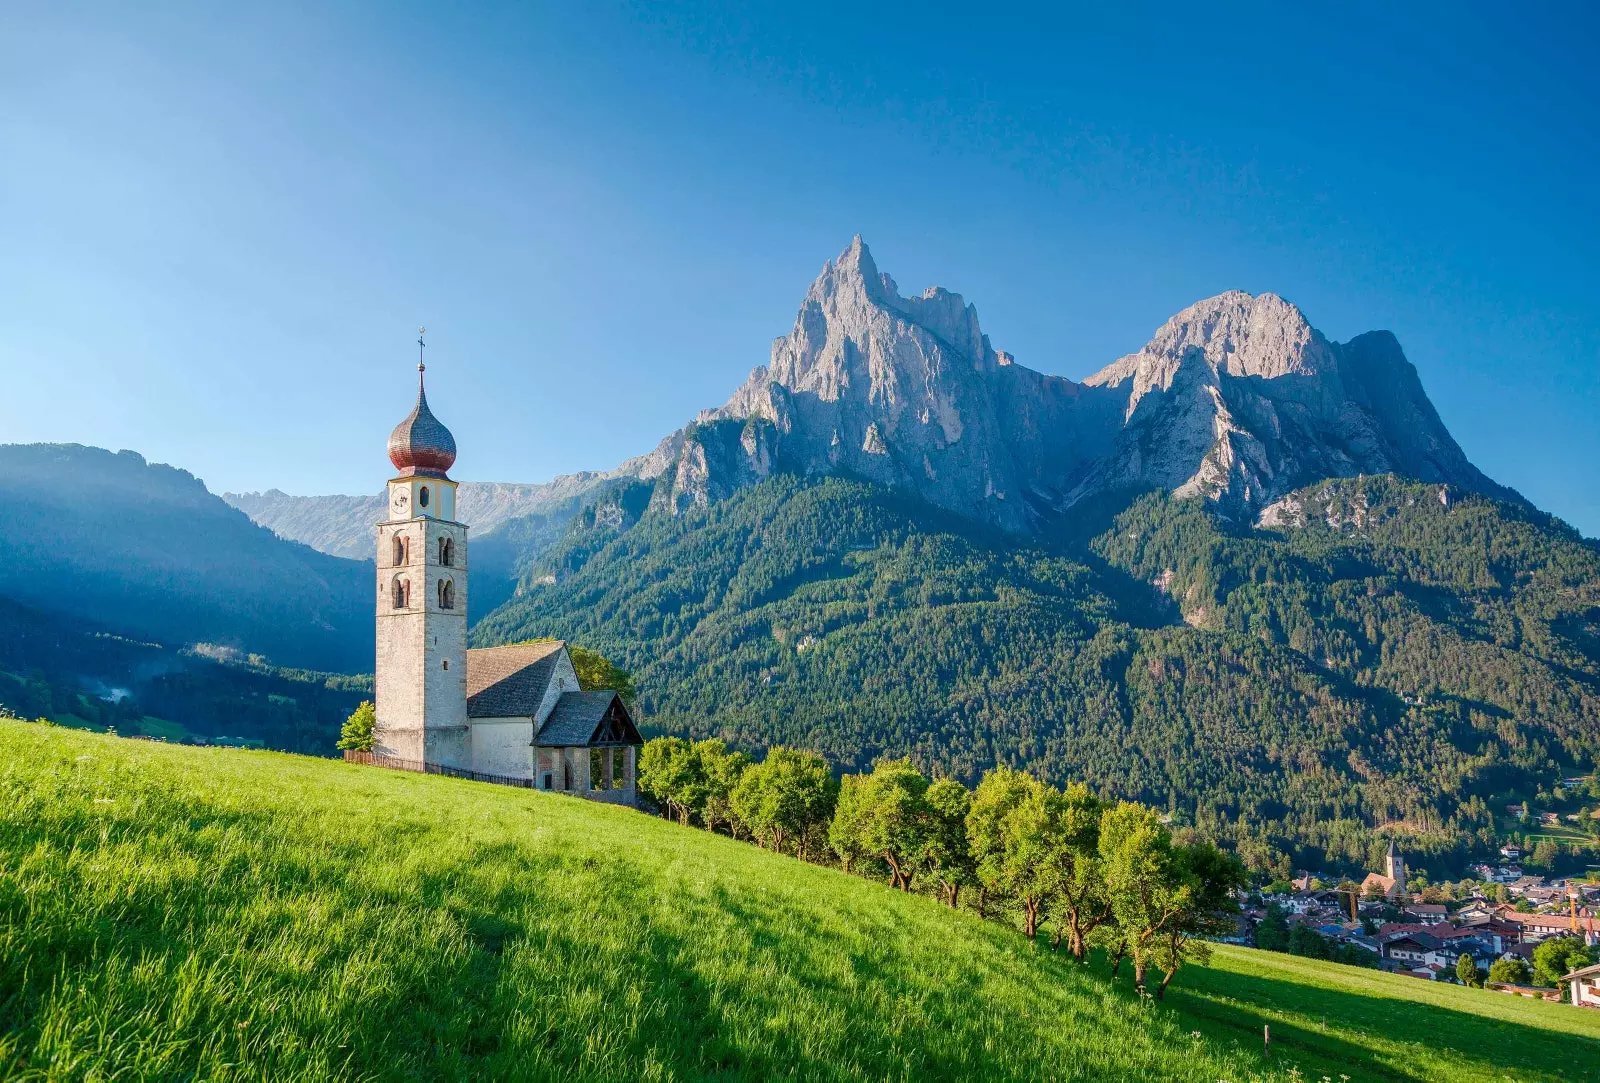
[373,329,469,768]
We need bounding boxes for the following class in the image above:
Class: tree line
[638,736,1246,998]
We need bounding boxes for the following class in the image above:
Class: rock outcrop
[656,238,1510,530]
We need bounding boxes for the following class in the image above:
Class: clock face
[391,488,410,516]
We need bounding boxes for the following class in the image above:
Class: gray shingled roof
[466,642,565,718]
[536,690,642,747]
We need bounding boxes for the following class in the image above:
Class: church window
[442,659,449,670]
[439,536,454,566]
[438,579,455,609]
[393,535,408,566]
[391,576,410,609]
[419,486,430,509]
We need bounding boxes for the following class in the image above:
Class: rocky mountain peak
[1084,290,1338,419]
[646,240,1510,533]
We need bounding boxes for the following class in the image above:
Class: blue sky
[3,2,1597,533]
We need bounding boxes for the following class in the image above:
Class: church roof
[536,691,642,748]
[388,366,457,479]
[466,642,566,718]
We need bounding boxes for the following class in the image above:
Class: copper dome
[388,367,457,478]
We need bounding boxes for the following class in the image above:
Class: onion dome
[388,363,457,478]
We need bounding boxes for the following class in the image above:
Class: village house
[1402,903,1447,925]
[1503,909,1598,946]
[1564,962,1600,1009]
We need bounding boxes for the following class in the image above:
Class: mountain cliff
[648,238,1510,530]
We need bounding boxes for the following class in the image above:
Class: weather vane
[417,326,427,373]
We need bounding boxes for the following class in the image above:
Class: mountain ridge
[226,237,1512,557]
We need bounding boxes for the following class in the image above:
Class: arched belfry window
[392,575,410,610]
[439,536,454,567]
[393,535,408,567]
[419,486,431,509]
[438,578,455,610]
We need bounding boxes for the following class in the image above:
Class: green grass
[2,723,1596,1082]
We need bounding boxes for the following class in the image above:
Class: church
[1361,840,1409,902]
[369,351,642,805]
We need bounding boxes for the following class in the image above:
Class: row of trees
[639,737,1246,997]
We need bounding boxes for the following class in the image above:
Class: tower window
[438,578,455,610]
[439,536,454,566]
[391,576,410,609]
[442,659,449,671]
[419,486,430,509]
[393,534,408,567]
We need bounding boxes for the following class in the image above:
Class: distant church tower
[1386,840,1406,891]
[373,332,470,768]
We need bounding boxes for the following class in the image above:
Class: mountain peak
[1084,289,1333,404]
[662,244,1502,531]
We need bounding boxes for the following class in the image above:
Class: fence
[343,748,534,788]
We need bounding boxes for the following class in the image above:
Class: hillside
[0,444,371,672]
[0,595,367,753]
[2,721,1595,1082]
[475,473,1600,877]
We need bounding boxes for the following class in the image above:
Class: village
[1238,838,1600,1008]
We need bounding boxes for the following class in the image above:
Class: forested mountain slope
[0,444,371,672]
[475,473,1600,876]
[0,595,366,752]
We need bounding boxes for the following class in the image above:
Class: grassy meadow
[1,722,1596,1081]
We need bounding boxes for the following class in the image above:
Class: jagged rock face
[711,236,1037,530]
[1077,292,1510,514]
[661,239,1509,530]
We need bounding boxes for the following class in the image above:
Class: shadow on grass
[1149,954,1597,1083]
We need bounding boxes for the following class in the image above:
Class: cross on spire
[417,326,427,375]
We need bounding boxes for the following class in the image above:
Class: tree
[966,767,1039,923]
[337,701,375,752]
[829,773,875,876]
[565,643,638,709]
[966,768,1057,938]
[694,739,750,835]
[730,747,837,857]
[1532,936,1595,988]
[1099,802,1193,994]
[827,759,931,890]
[1487,956,1533,985]
[1287,925,1330,960]
[1151,841,1247,998]
[637,737,700,825]
[1042,784,1110,960]
[921,778,975,907]
[1455,953,1484,987]
[1255,905,1290,952]
[1529,839,1560,872]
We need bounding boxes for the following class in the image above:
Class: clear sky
[3,2,1597,533]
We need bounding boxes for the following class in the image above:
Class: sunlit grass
[2,721,1595,1081]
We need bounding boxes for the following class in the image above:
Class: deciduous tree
[730,747,837,856]
[337,701,375,752]
[922,778,975,908]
